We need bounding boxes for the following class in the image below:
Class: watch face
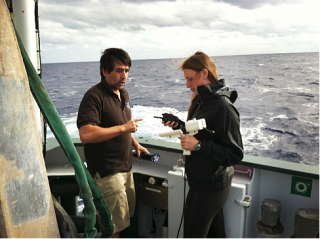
[195,143,201,151]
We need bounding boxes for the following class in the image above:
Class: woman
[163,51,243,237]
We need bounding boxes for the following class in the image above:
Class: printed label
[145,187,161,193]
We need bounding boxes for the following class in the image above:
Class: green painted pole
[14,23,113,238]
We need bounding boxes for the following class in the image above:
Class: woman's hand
[163,120,179,128]
[162,113,179,129]
[180,135,198,151]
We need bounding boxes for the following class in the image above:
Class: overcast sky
[38,0,319,63]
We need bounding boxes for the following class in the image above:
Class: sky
[38,0,319,63]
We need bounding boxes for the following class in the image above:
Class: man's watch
[195,141,201,151]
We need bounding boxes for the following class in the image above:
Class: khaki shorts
[93,170,136,233]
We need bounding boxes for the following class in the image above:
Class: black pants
[183,185,231,238]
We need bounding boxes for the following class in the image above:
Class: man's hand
[134,144,150,159]
[124,118,143,133]
[132,134,149,159]
[79,118,143,144]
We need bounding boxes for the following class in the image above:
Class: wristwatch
[195,141,201,151]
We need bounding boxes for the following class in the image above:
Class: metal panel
[139,178,168,209]
[224,182,247,238]
[167,166,188,238]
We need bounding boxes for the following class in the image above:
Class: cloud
[215,0,299,9]
[121,0,177,2]
[118,0,301,9]
[38,0,319,63]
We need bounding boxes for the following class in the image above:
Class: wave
[263,127,297,137]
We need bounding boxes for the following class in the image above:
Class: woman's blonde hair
[179,51,219,120]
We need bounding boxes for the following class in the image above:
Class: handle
[132,150,161,163]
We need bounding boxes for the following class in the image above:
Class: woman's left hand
[180,135,198,151]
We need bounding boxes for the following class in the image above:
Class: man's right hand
[79,118,143,144]
[123,118,143,133]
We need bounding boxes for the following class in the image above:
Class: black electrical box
[139,177,168,210]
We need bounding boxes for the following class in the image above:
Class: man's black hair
[100,48,132,79]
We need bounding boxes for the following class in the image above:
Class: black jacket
[185,79,244,192]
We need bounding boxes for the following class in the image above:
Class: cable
[154,208,165,214]
[151,207,156,238]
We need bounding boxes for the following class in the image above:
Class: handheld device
[159,118,207,155]
[154,113,185,127]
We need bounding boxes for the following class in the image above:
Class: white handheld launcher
[159,118,207,155]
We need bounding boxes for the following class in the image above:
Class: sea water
[42,52,319,166]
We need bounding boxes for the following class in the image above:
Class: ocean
[42,52,319,166]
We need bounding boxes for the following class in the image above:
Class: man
[77,48,149,238]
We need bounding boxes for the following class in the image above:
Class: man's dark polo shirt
[77,80,132,178]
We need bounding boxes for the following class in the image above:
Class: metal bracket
[162,179,174,188]
[235,195,252,208]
